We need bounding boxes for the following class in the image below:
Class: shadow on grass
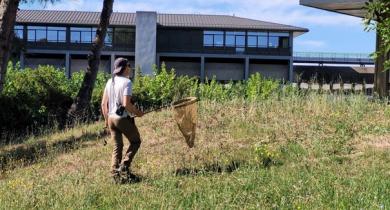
[0,130,107,172]
[174,160,244,176]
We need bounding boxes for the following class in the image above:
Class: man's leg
[118,117,141,169]
[109,117,124,176]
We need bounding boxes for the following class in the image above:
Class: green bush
[132,63,197,112]
[246,73,280,101]
[0,64,109,143]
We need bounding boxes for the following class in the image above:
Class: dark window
[105,28,113,46]
[203,31,224,47]
[269,32,289,48]
[114,28,135,46]
[14,25,24,39]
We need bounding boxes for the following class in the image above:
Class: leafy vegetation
[364,0,390,69]
[0,63,282,143]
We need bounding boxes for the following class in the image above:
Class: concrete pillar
[65,52,71,78]
[289,32,294,82]
[19,52,25,69]
[66,26,71,44]
[289,58,294,82]
[156,54,160,70]
[23,25,27,43]
[110,53,115,74]
[244,57,250,80]
[201,56,205,82]
[135,11,157,76]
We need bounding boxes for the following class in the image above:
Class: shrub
[246,73,280,101]
[132,63,197,112]
[0,64,109,143]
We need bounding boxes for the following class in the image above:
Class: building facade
[15,10,308,82]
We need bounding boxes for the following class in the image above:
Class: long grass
[0,93,390,209]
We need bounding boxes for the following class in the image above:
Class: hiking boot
[117,165,130,176]
[112,172,122,184]
[117,165,141,183]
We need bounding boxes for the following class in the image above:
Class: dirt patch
[356,135,390,151]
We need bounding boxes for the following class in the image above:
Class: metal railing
[294,52,374,65]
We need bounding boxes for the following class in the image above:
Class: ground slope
[0,95,390,209]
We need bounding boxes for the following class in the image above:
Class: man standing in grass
[101,57,144,184]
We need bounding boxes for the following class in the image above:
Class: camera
[115,105,125,116]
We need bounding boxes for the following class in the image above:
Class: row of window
[203,31,290,49]
[14,25,135,46]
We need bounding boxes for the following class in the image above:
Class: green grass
[1,93,390,209]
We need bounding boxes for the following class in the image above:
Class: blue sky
[20,0,376,54]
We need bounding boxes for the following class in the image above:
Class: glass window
[28,30,35,42]
[105,28,113,46]
[81,31,92,43]
[247,36,257,48]
[214,34,224,46]
[247,31,268,48]
[14,25,24,39]
[269,32,289,37]
[58,31,66,42]
[47,27,66,43]
[268,32,289,48]
[71,27,94,43]
[269,36,279,48]
[258,36,268,48]
[27,26,47,42]
[225,34,235,46]
[281,37,289,48]
[226,31,245,52]
[236,36,245,47]
[203,31,224,47]
[114,27,135,46]
[71,31,80,43]
[203,34,213,46]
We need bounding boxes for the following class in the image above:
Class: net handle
[138,97,198,116]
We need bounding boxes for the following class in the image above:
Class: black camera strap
[112,75,126,116]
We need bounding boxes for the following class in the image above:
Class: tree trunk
[68,0,114,120]
[0,0,20,92]
[374,32,389,98]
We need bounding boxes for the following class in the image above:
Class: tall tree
[365,0,390,97]
[0,0,20,92]
[0,0,59,92]
[68,0,114,120]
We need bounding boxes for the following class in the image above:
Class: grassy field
[0,93,390,209]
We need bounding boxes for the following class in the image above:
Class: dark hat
[113,57,130,75]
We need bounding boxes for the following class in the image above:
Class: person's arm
[123,95,144,117]
[101,87,109,127]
